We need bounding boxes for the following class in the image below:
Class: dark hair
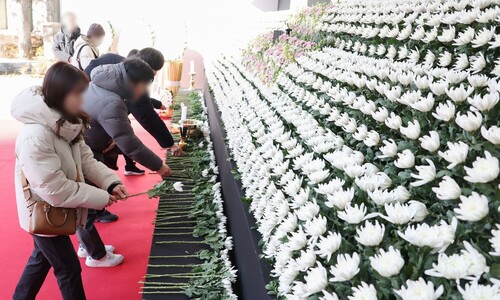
[123,58,155,83]
[87,23,105,38]
[137,47,164,71]
[42,62,89,139]
[127,49,139,58]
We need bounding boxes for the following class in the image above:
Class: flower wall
[208,0,500,299]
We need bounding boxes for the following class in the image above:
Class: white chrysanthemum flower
[370,246,405,277]
[173,182,184,192]
[468,74,489,87]
[438,51,452,67]
[464,151,499,183]
[425,253,468,280]
[461,241,489,277]
[408,200,428,222]
[438,141,469,169]
[329,252,360,282]
[385,112,402,130]
[438,26,455,42]
[378,139,398,158]
[363,131,380,147]
[410,159,436,187]
[398,218,457,253]
[432,176,461,200]
[446,84,474,103]
[458,282,500,300]
[455,110,483,132]
[348,282,377,300]
[471,53,487,73]
[338,203,367,224]
[432,100,456,121]
[314,232,342,261]
[419,131,440,152]
[454,192,489,221]
[394,278,444,300]
[471,27,495,47]
[482,125,500,145]
[355,220,385,246]
[454,53,470,70]
[430,80,448,95]
[490,225,500,256]
[325,188,354,210]
[454,27,475,46]
[304,262,328,296]
[394,149,415,169]
[382,202,415,225]
[468,92,499,111]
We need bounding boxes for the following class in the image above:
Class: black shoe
[124,164,145,176]
[95,209,119,223]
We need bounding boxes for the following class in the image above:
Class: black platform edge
[204,84,273,300]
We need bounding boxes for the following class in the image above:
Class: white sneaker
[77,245,115,258]
[85,252,124,268]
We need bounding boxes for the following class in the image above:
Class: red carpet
[0,118,167,300]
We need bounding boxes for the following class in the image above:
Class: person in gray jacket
[52,12,81,63]
[80,59,172,267]
[83,58,172,177]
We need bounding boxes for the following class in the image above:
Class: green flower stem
[156,210,192,215]
[155,241,205,245]
[140,281,189,286]
[154,220,197,225]
[139,291,185,294]
[155,215,192,221]
[153,232,193,236]
[141,286,189,289]
[143,272,203,278]
[159,196,195,200]
[149,254,199,259]
[157,200,193,203]
[147,263,199,268]
[156,204,192,212]
[154,226,195,230]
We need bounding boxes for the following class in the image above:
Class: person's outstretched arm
[127,94,175,148]
[98,98,164,171]
[150,97,163,110]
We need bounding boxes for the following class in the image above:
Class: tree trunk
[18,0,32,58]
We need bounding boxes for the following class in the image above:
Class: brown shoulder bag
[21,169,78,235]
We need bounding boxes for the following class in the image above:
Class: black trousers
[76,209,107,260]
[13,235,86,300]
[124,154,135,167]
[75,150,112,260]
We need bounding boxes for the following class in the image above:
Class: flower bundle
[208,0,500,298]
[241,3,332,84]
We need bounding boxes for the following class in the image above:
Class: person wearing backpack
[72,24,105,71]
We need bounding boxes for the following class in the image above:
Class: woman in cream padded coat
[11,62,128,300]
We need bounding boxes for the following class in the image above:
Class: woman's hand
[112,184,128,200]
[108,195,118,206]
